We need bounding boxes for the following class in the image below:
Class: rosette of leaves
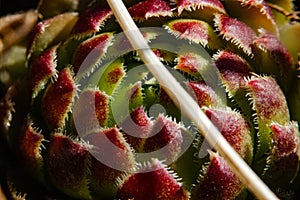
[0,0,300,199]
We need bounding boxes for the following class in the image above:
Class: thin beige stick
[106,0,279,199]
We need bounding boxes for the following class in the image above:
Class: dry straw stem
[106,0,280,199]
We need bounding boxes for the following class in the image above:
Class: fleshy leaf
[47,133,91,199]
[126,82,144,111]
[177,0,226,23]
[128,0,173,22]
[142,115,183,163]
[170,127,199,189]
[110,82,146,126]
[191,152,245,200]
[97,59,126,96]
[264,122,300,187]
[222,0,278,34]
[109,65,149,125]
[175,50,211,79]
[204,108,253,163]
[41,68,76,129]
[18,121,45,183]
[73,88,110,134]
[121,106,152,151]
[27,12,78,62]
[213,50,252,96]
[252,30,294,93]
[29,45,58,98]
[84,127,136,197]
[174,47,220,84]
[187,81,225,108]
[246,75,290,159]
[72,32,113,75]
[214,14,256,56]
[152,49,176,63]
[109,83,145,126]
[72,7,113,36]
[165,19,222,49]
[213,50,254,123]
[116,159,189,200]
[247,75,290,121]
[142,84,160,111]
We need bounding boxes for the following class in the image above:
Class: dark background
[0,0,39,16]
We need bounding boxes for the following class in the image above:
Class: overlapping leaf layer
[0,0,300,199]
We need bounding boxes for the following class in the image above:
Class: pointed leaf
[72,32,114,75]
[41,68,76,129]
[72,7,113,36]
[213,50,255,123]
[152,48,176,63]
[204,108,253,163]
[252,30,294,93]
[97,59,126,96]
[264,122,300,187]
[187,81,225,108]
[112,81,146,117]
[191,152,245,200]
[18,121,45,183]
[84,127,136,197]
[177,0,226,23]
[73,88,110,134]
[121,106,152,151]
[246,75,290,159]
[127,82,144,111]
[174,48,218,81]
[29,45,58,98]
[27,12,78,61]
[117,159,189,200]
[166,19,222,49]
[110,65,149,126]
[47,133,91,199]
[213,50,252,96]
[128,0,173,22]
[170,127,200,189]
[142,115,183,163]
[214,14,256,56]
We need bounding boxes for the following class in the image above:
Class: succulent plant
[1,0,300,199]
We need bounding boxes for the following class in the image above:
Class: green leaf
[97,59,125,96]
[28,12,78,62]
[246,76,290,162]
